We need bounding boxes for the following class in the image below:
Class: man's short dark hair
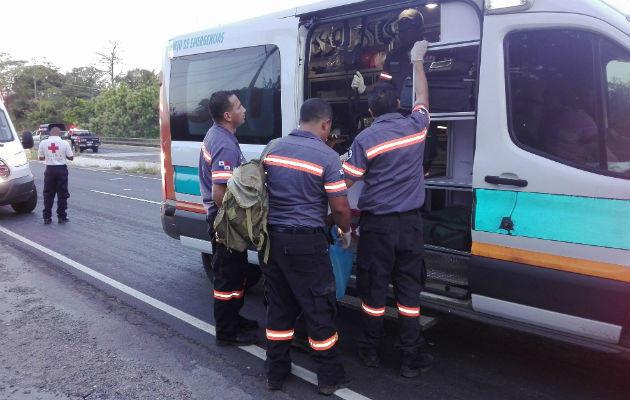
[300,98,332,124]
[368,83,398,117]
[209,90,235,122]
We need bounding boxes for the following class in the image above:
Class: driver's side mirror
[21,131,34,149]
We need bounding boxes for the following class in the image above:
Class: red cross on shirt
[48,143,60,153]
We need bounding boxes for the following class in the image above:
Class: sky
[0,0,322,73]
[1,0,629,74]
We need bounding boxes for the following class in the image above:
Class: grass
[125,163,160,175]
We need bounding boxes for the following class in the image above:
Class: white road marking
[123,189,132,191]
[90,190,160,205]
[0,225,371,400]
[110,178,123,181]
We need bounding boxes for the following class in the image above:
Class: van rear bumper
[160,201,208,241]
[0,175,35,206]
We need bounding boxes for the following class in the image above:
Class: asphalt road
[0,161,628,400]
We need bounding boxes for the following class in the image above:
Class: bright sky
[1,0,629,74]
[0,0,322,73]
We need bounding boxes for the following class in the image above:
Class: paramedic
[351,8,425,113]
[343,41,433,378]
[38,124,73,224]
[262,98,352,395]
[198,90,259,347]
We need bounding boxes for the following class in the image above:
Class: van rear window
[0,111,13,142]
[169,44,281,144]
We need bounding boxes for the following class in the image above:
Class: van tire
[11,188,38,214]
[201,252,213,282]
[92,147,98,153]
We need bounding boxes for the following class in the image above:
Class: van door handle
[484,175,528,187]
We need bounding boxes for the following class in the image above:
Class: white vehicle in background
[0,95,37,213]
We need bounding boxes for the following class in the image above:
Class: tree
[63,67,105,100]
[0,53,26,95]
[121,68,157,90]
[96,41,123,88]
[7,64,65,129]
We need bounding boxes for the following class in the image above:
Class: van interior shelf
[430,112,476,121]
[428,40,480,52]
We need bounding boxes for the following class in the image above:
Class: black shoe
[238,315,259,331]
[58,217,70,223]
[358,348,379,368]
[216,331,258,347]
[44,218,52,225]
[317,377,350,396]
[400,353,434,378]
[267,376,286,391]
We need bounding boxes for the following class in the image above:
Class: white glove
[340,230,352,249]
[351,71,366,94]
[410,40,429,62]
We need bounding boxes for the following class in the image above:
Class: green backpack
[213,142,275,261]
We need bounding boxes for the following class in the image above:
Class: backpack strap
[260,138,278,264]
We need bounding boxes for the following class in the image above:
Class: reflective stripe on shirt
[365,128,427,159]
[264,154,324,177]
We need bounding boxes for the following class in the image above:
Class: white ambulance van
[0,94,37,213]
[160,0,630,353]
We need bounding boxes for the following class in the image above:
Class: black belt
[268,225,325,234]
[362,208,421,217]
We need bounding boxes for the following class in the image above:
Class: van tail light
[0,160,10,179]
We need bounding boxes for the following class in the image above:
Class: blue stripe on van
[474,189,630,250]
[174,166,200,196]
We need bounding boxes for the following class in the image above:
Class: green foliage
[1,54,158,137]
[71,81,159,138]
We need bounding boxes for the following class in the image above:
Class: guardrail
[100,137,160,147]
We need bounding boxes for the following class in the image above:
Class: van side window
[506,30,630,178]
[169,44,281,145]
[0,111,13,142]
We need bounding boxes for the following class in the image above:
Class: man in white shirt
[38,124,74,224]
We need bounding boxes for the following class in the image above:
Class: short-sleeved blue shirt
[198,124,246,220]
[343,103,430,215]
[263,129,348,228]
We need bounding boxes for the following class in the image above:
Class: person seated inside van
[539,83,599,165]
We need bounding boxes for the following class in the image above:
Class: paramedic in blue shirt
[261,98,352,395]
[198,90,259,347]
[343,40,433,378]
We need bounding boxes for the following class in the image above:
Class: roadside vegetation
[0,43,159,138]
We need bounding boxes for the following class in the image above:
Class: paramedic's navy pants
[207,215,260,341]
[43,165,69,219]
[263,229,346,386]
[355,209,426,358]
[211,241,249,340]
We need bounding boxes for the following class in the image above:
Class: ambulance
[0,94,37,214]
[159,0,630,353]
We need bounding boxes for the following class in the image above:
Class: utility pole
[33,76,41,113]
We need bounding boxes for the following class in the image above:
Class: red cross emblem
[48,143,60,153]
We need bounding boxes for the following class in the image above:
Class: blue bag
[329,226,354,299]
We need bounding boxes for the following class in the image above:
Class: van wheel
[201,252,213,282]
[11,188,38,214]
[92,147,98,153]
